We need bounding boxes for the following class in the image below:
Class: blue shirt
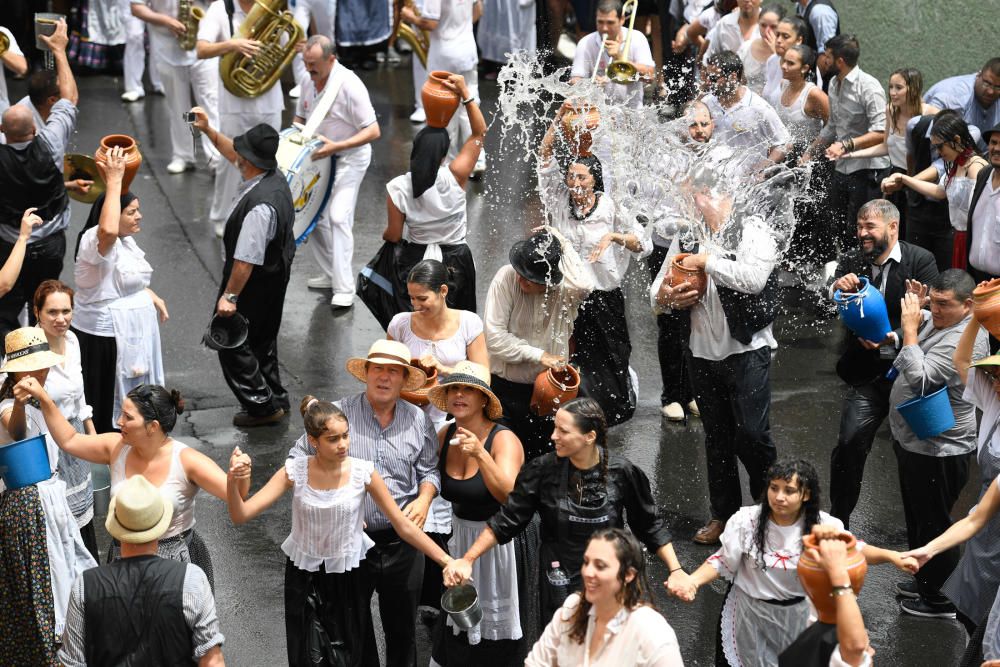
[925,73,1000,149]
[796,1,839,53]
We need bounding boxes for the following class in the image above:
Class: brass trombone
[607,0,639,85]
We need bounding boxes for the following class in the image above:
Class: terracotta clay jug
[796,532,868,624]
[973,278,1000,338]
[401,359,438,407]
[668,253,708,296]
[421,71,461,129]
[559,103,601,157]
[530,365,581,416]
[95,134,143,192]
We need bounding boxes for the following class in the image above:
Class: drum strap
[301,66,346,140]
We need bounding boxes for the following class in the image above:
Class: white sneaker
[307,276,333,290]
[409,107,426,124]
[661,402,685,421]
[289,84,301,99]
[330,293,354,308]
[687,400,700,417]
[120,90,144,103]
[213,222,225,238]
[166,158,192,174]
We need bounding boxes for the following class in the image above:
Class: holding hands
[228,446,252,480]
[443,557,473,586]
[666,569,697,602]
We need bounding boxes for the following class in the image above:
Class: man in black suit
[828,199,939,528]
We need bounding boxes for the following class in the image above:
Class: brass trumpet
[607,0,639,85]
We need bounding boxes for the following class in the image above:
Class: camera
[183,111,197,123]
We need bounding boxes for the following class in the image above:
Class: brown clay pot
[973,278,1000,338]
[95,134,143,192]
[530,365,581,417]
[669,253,708,296]
[796,532,868,625]
[421,71,461,129]
[559,104,601,157]
[400,359,438,407]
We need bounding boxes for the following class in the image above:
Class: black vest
[83,555,195,666]
[778,622,839,666]
[906,115,951,215]
[0,140,68,226]
[800,0,840,51]
[966,165,997,273]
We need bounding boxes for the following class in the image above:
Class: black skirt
[394,240,477,314]
[284,559,369,667]
[73,327,118,434]
[571,288,635,426]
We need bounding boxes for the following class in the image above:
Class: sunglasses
[131,383,160,422]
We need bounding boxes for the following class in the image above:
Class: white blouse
[525,594,684,667]
[707,505,844,601]
[281,455,376,573]
[111,440,199,539]
[73,227,153,337]
[44,332,93,424]
[387,166,468,246]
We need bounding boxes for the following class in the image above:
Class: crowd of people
[1,0,999,666]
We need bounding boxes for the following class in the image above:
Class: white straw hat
[345,339,427,392]
[105,475,173,544]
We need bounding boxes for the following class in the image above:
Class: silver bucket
[441,584,482,630]
[34,13,64,50]
[91,463,111,517]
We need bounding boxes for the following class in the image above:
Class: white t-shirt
[197,0,284,115]
[295,61,377,163]
[423,0,478,73]
[73,227,153,336]
[131,0,198,66]
[386,165,467,245]
[0,27,24,114]
[703,89,790,161]
[703,10,759,64]
[570,30,654,109]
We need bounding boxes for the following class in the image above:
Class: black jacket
[832,240,939,385]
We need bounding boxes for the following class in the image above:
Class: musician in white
[197,0,285,236]
[0,26,28,117]
[131,0,222,178]
[289,0,335,98]
[122,0,165,102]
[294,35,380,309]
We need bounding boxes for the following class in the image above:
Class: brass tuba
[219,0,303,98]
[391,0,429,68]
[177,0,205,52]
[0,32,8,58]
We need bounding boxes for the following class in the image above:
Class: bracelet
[461,97,476,106]
[669,567,683,573]
[830,585,854,597]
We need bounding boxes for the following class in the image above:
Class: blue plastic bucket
[834,277,892,343]
[0,434,51,490]
[896,386,956,440]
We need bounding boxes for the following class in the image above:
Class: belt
[761,595,805,607]
[367,528,401,546]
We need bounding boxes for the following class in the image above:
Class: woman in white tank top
[766,45,828,158]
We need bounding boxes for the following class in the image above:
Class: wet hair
[759,4,786,22]
[753,459,821,570]
[567,154,605,194]
[407,259,449,293]
[825,34,860,68]
[305,34,335,58]
[299,394,348,437]
[857,198,900,225]
[27,70,58,107]
[568,528,651,643]
[930,110,979,156]
[888,68,925,134]
[126,384,185,433]
[595,0,622,17]
[33,279,74,313]
[776,16,808,43]
[787,45,817,82]
[706,50,745,82]
[983,58,1000,79]
[560,397,610,493]
[931,269,976,303]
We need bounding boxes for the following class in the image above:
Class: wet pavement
[13,60,974,665]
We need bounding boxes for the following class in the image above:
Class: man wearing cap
[191,111,296,427]
[966,124,1000,286]
[484,228,594,460]
[288,339,439,667]
[57,475,226,666]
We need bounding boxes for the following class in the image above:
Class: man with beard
[827,199,938,528]
[966,124,1000,284]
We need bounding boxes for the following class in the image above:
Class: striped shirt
[288,392,440,531]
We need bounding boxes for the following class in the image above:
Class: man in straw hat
[57,475,225,666]
[484,227,593,460]
[189,111,296,428]
[289,338,439,667]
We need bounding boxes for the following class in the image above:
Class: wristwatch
[223,293,239,304]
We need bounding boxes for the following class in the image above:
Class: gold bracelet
[830,585,854,597]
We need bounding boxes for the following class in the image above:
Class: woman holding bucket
[225,395,453,666]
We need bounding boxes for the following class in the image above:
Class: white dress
[737,40,769,95]
[387,166,468,259]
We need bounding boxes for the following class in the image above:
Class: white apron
[108,290,164,424]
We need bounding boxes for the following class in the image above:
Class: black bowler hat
[233,124,279,170]
[984,123,1000,145]
[509,232,563,286]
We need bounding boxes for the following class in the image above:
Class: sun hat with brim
[427,361,503,421]
[509,232,563,286]
[346,339,427,393]
[0,327,64,373]
[971,355,1000,370]
[233,123,279,171]
[105,475,173,544]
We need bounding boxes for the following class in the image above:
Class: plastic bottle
[546,561,571,606]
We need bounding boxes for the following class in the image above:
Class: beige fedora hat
[345,339,427,393]
[0,327,64,373]
[427,361,503,421]
[106,475,173,544]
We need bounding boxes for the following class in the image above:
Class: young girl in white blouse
[226,395,454,666]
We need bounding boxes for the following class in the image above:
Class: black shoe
[895,580,920,599]
[233,408,285,427]
[899,597,957,619]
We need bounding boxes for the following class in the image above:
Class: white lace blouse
[281,455,376,573]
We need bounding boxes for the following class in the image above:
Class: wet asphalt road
[12,59,974,665]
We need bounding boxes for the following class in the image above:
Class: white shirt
[43,332,94,425]
[295,61,376,163]
[703,10,759,64]
[704,89,789,163]
[197,0,284,115]
[387,166,467,245]
[424,0,478,73]
[964,367,1000,458]
[970,173,1000,275]
[132,0,198,66]
[74,228,154,337]
[0,27,24,114]
[570,30,654,109]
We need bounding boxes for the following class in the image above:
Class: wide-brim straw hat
[971,355,1000,369]
[0,327,64,373]
[345,339,427,393]
[427,361,503,421]
[105,475,173,544]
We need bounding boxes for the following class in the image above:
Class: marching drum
[276,127,336,245]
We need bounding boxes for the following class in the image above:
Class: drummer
[293,34,380,311]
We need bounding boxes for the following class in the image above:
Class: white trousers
[308,154,370,295]
[123,13,162,94]
[412,54,427,111]
[156,58,221,165]
[445,68,483,165]
[214,111,283,222]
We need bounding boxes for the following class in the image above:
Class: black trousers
[0,230,66,340]
[491,376,554,461]
[73,328,119,434]
[906,201,953,273]
[894,442,970,601]
[688,347,777,521]
[285,559,368,666]
[829,378,893,528]
[217,296,290,417]
[830,168,889,253]
[361,536,423,667]
[646,246,692,406]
